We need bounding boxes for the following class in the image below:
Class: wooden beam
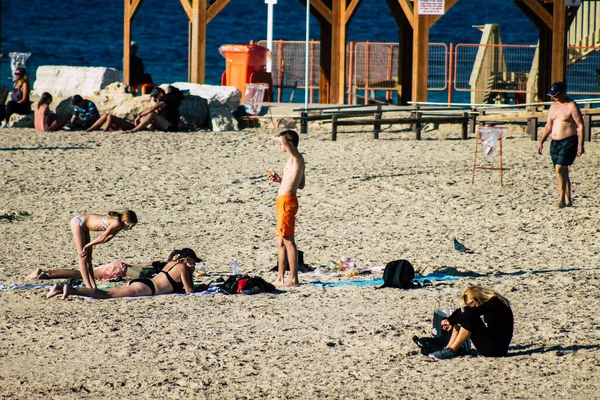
[207,0,231,23]
[429,0,459,27]
[397,0,414,29]
[180,0,192,20]
[345,0,362,24]
[129,0,144,19]
[309,0,332,25]
[520,0,553,29]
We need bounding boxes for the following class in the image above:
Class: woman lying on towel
[28,249,184,281]
[47,248,201,299]
[429,286,514,360]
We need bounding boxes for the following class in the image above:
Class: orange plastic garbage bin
[219,43,270,101]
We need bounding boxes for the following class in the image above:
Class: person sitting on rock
[2,67,31,128]
[68,94,100,130]
[126,86,184,133]
[34,92,69,132]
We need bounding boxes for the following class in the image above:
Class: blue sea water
[1,0,539,103]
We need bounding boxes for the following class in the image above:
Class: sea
[0,0,543,104]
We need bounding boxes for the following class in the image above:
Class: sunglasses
[14,72,22,76]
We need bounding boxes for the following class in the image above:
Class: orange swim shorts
[276,194,299,237]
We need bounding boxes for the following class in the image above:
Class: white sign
[566,0,581,6]
[418,0,445,15]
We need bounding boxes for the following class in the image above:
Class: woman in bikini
[48,248,200,299]
[71,210,138,289]
[34,92,69,132]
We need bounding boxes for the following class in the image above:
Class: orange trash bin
[219,43,270,101]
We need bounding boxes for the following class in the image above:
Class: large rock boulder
[33,66,120,98]
[169,82,241,131]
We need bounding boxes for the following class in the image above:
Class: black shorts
[550,135,578,166]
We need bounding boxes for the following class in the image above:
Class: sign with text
[418,0,445,15]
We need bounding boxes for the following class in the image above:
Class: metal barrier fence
[259,40,600,104]
[567,46,600,95]
[350,42,447,104]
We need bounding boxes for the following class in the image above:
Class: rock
[9,112,34,128]
[168,82,241,131]
[33,66,120,98]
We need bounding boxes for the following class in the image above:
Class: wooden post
[189,0,207,84]
[527,117,538,140]
[412,2,429,103]
[332,114,338,141]
[374,105,382,139]
[412,110,422,140]
[301,111,308,134]
[461,111,468,140]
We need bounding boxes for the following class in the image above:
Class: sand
[0,123,599,399]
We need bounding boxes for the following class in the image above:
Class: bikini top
[160,269,184,293]
[101,216,109,230]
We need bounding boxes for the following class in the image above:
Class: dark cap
[178,248,202,263]
[548,82,566,97]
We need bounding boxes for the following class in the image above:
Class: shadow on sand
[508,343,600,357]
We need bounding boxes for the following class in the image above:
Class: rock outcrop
[33,66,120,98]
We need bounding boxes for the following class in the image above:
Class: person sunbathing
[429,286,514,360]
[27,248,184,281]
[85,113,135,132]
[47,248,201,299]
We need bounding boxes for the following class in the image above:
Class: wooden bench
[295,105,472,141]
[477,104,600,141]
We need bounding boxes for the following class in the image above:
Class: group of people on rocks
[2,66,183,134]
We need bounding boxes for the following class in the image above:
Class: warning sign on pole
[418,0,445,15]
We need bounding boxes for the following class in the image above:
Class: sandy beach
[1,122,599,399]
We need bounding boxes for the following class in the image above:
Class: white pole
[265,0,277,73]
[304,0,310,109]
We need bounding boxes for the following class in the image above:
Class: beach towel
[308,272,459,288]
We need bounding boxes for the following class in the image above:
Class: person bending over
[429,286,513,360]
[47,248,200,299]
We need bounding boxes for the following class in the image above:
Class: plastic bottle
[231,259,240,275]
[195,261,207,277]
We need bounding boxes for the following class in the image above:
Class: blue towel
[308,272,459,287]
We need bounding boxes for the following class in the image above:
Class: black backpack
[377,259,415,289]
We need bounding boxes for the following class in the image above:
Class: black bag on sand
[377,259,415,289]
[270,250,314,273]
[412,335,449,355]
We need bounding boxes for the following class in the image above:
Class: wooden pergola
[123,0,579,104]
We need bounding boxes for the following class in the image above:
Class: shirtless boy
[537,81,585,208]
[268,130,305,287]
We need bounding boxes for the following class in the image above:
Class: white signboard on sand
[418,0,445,15]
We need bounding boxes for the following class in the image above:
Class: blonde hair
[108,210,138,224]
[462,286,510,308]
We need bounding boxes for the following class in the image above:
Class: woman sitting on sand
[34,92,69,132]
[71,210,138,289]
[48,248,200,299]
[429,286,514,360]
[27,249,185,281]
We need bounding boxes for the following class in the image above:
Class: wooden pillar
[330,0,346,103]
[387,0,412,105]
[319,18,332,104]
[412,2,429,103]
[190,0,206,83]
[551,0,567,83]
[123,0,144,86]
